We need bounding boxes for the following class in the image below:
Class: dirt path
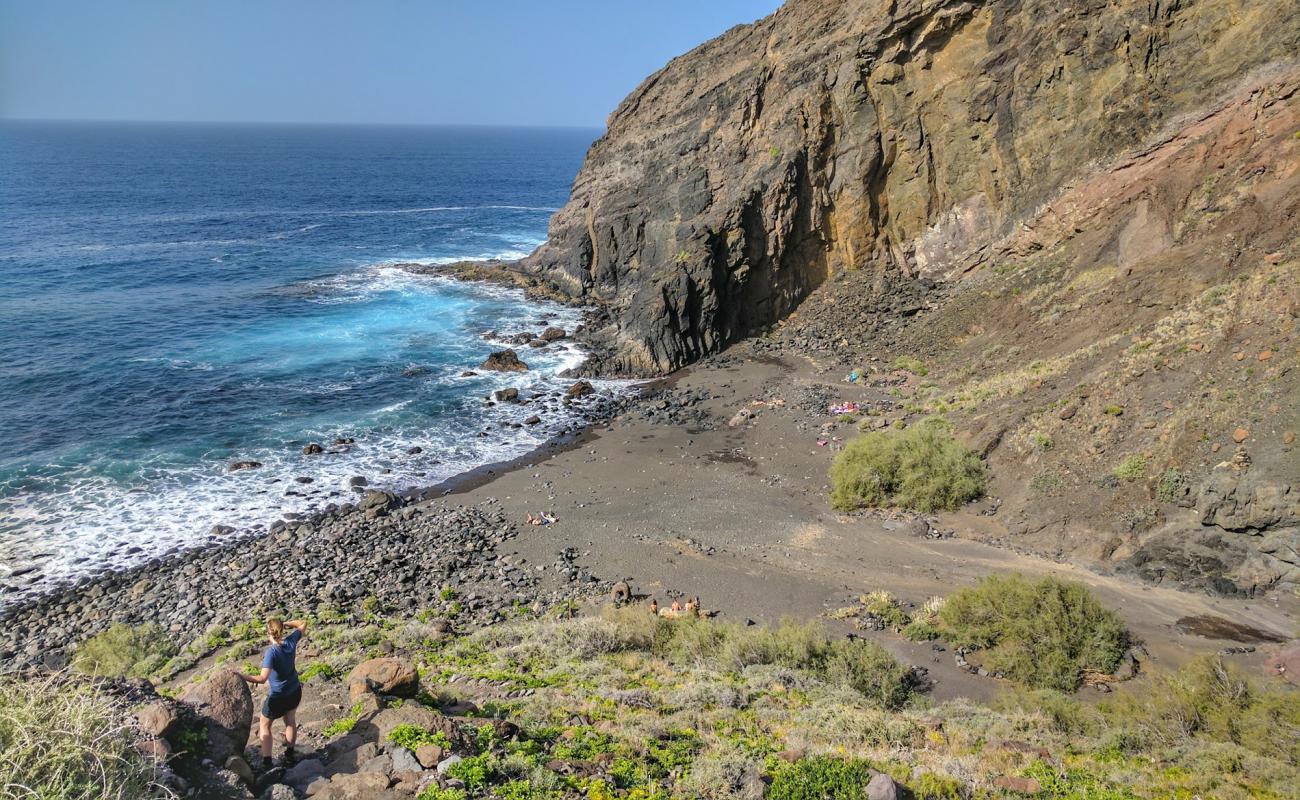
[452,351,1296,700]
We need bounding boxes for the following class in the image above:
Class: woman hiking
[241,617,308,767]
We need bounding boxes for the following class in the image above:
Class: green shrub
[913,772,967,800]
[1104,656,1300,764]
[298,661,338,682]
[417,787,467,800]
[1155,469,1188,502]
[1103,405,1124,416]
[388,723,448,750]
[1021,759,1138,799]
[322,701,363,737]
[768,756,876,800]
[72,623,177,678]
[447,753,496,793]
[830,418,986,512]
[1030,471,1063,493]
[938,574,1128,691]
[892,356,929,376]
[0,676,170,799]
[1112,456,1146,481]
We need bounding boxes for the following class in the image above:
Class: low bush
[72,623,177,678]
[1112,455,1146,481]
[768,756,876,800]
[388,723,449,750]
[892,356,929,376]
[938,574,1128,691]
[0,676,172,799]
[829,418,986,512]
[1155,468,1188,502]
[1103,656,1300,764]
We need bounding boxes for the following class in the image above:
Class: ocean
[0,121,604,601]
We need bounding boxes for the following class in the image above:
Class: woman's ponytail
[267,617,285,644]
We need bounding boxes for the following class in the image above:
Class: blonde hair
[267,618,285,643]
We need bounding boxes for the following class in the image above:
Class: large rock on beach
[479,349,529,372]
[178,670,252,762]
[347,657,419,699]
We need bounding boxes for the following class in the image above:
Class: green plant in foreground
[769,756,876,800]
[1155,468,1188,502]
[417,787,468,800]
[830,417,986,512]
[322,701,364,737]
[299,661,338,682]
[1112,455,1146,481]
[939,574,1127,691]
[388,723,450,750]
[72,622,177,678]
[0,676,170,799]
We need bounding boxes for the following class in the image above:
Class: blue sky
[0,0,783,127]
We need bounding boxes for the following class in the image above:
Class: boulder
[347,657,419,699]
[565,380,595,399]
[135,701,181,739]
[225,755,255,786]
[494,387,520,402]
[178,670,252,762]
[390,746,423,773]
[436,755,463,776]
[261,786,297,800]
[315,772,393,799]
[866,772,900,800]
[524,415,541,425]
[303,443,324,455]
[281,758,325,791]
[229,460,263,472]
[479,349,529,372]
[371,703,444,741]
[358,490,401,518]
[540,327,567,341]
[414,744,446,769]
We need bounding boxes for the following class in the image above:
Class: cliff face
[522,0,1299,374]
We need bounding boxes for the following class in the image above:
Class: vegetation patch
[1112,455,1147,481]
[830,418,986,512]
[0,676,170,799]
[938,574,1128,691]
[72,623,177,678]
[768,756,876,800]
[891,355,929,376]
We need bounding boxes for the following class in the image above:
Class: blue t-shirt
[262,628,302,696]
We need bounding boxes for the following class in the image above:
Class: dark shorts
[261,686,302,720]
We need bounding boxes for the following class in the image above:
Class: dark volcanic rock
[480,349,529,373]
[519,0,1296,374]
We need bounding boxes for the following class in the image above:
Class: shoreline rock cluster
[0,493,610,673]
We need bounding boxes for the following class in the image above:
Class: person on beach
[241,617,307,766]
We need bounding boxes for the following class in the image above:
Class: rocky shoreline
[1,264,653,669]
[0,491,612,673]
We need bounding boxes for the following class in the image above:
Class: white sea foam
[0,270,634,605]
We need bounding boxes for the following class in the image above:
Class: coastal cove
[0,122,615,597]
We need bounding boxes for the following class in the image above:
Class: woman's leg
[283,708,297,752]
[258,714,273,759]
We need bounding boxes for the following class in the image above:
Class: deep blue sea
[0,121,603,599]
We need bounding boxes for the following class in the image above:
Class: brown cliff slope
[522,0,1299,375]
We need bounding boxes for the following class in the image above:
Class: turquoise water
[0,121,603,597]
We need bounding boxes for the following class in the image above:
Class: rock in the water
[479,349,528,372]
[228,460,262,472]
[565,380,595,399]
[302,443,324,455]
[540,326,567,341]
[347,657,419,699]
[494,387,520,402]
[178,670,252,762]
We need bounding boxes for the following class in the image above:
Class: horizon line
[0,115,606,131]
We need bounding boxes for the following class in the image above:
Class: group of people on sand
[648,595,702,618]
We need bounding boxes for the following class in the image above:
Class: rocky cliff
[522,0,1298,375]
